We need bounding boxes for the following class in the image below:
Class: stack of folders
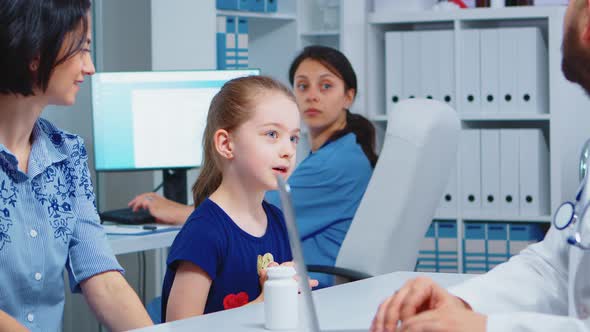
[416,221,459,273]
[463,222,546,274]
[216,0,278,12]
[385,29,455,114]
[216,16,249,70]
[453,128,550,218]
[385,27,547,115]
[460,27,548,115]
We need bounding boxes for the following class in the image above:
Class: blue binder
[437,221,458,273]
[463,223,487,274]
[216,0,250,11]
[486,223,509,270]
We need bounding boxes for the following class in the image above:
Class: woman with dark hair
[265,45,377,288]
[0,1,152,330]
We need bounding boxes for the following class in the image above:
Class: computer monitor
[91,69,260,203]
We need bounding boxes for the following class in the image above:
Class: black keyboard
[99,207,156,225]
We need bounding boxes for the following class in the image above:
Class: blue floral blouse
[0,118,122,331]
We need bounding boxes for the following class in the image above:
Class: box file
[438,30,455,108]
[216,0,250,11]
[250,0,265,12]
[420,31,439,101]
[416,223,437,272]
[266,0,278,12]
[461,129,481,214]
[463,223,487,274]
[481,129,501,214]
[500,129,520,216]
[519,129,550,216]
[402,31,421,100]
[385,31,404,115]
[509,224,545,256]
[486,223,509,270]
[498,28,519,113]
[437,221,458,273]
[435,162,458,218]
[460,29,481,113]
[516,28,548,114]
[236,17,249,68]
[480,29,500,114]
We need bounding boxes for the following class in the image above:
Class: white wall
[150,0,216,203]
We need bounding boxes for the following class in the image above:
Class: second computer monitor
[91,69,260,172]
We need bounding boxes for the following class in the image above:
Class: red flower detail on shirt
[223,292,250,310]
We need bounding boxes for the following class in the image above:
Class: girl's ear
[214,128,234,160]
[344,88,355,109]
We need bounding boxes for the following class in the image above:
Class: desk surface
[132,271,472,332]
[107,227,180,255]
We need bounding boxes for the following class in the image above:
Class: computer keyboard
[99,207,156,225]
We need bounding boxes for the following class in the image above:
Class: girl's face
[229,92,301,191]
[292,59,354,135]
[42,17,95,106]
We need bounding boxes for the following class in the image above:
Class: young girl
[161,76,315,322]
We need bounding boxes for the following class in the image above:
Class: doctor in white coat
[370,1,590,331]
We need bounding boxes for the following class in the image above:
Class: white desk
[108,230,179,255]
[131,271,473,332]
[106,224,181,255]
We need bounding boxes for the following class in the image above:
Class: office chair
[580,138,590,181]
[307,98,460,283]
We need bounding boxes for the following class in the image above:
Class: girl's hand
[252,262,280,303]
[279,261,320,290]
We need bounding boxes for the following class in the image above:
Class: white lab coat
[450,175,590,331]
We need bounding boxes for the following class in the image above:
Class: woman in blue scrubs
[265,45,377,288]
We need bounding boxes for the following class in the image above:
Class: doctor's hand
[370,277,486,332]
[128,192,192,225]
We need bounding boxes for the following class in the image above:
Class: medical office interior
[45,0,590,330]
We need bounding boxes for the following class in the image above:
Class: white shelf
[371,113,550,122]
[370,114,388,122]
[369,6,565,24]
[460,113,551,121]
[461,215,552,223]
[300,30,340,37]
[217,10,296,20]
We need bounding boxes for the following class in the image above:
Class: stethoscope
[553,176,590,250]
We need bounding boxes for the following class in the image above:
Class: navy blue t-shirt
[161,198,292,321]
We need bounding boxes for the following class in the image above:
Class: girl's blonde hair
[192,75,295,207]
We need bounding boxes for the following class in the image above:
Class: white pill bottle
[264,266,298,330]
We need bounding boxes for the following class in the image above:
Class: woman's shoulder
[324,133,371,169]
[36,118,88,158]
[174,200,228,244]
[185,199,224,229]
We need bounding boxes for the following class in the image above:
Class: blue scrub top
[266,132,372,287]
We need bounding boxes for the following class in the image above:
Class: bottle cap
[266,266,296,279]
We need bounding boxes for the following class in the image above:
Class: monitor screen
[91,69,259,171]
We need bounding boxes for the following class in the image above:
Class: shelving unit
[216,9,296,20]
[297,0,340,49]
[214,1,343,85]
[356,5,590,273]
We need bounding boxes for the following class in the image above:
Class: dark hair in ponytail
[289,45,378,167]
